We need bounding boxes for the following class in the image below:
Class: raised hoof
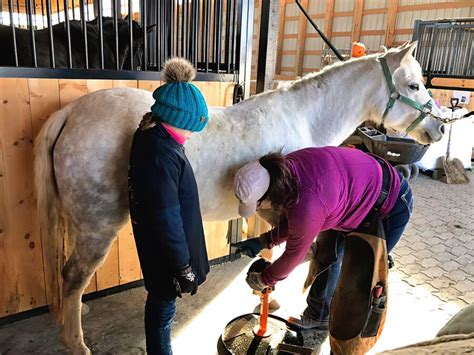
[268,298,281,311]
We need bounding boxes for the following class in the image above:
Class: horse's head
[376,42,445,144]
[97,17,155,70]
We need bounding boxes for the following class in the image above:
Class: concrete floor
[0,172,473,354]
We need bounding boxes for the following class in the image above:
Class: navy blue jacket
[128,122,209,300]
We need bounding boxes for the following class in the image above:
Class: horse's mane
[265,47,404,96]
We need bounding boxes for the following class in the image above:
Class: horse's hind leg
[61,229,116,355]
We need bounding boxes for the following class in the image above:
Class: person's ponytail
[258,153,298,210]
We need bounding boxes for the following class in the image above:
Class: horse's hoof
[71,343,91,355]
[268,298,281,311]
[81,303,90,316]
[60,333,91,355]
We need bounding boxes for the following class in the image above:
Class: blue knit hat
[151,58,209,132]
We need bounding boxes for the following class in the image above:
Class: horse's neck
[227,58,384,149]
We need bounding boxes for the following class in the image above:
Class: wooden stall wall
[250,0,474,85]
[0,78,235,317]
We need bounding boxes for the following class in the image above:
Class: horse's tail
[34,104,72,323]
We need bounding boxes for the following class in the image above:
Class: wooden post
[324,0,335,40]
[256,0,280,93]
[294,0,308,77]
[385,0,398,47]
[352,0,364,43]
[274,1,286,75]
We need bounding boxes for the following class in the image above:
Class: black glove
[173,265,198,298]
[231,238,264,258]
[246,258,272,291]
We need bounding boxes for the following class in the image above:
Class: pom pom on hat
[162,58,196,83]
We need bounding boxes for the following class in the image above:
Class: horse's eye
[409,84,419,91]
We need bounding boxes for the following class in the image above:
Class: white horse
[34,42,444,354]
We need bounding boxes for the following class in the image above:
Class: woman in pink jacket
[232,146,413,330]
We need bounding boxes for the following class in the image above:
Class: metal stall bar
[176,0,181,56]
[170,0,174,57]
[181,0,187,57]
[163,0,167,65]
[204,0,210,71]
[98,0,104,69]
[56,0,60,23]
[41,0,46,28]
[45,0,55,67]
[187,0,191,59]
[141,0,147,70]
[431,26,443,73]
[163,0,168,59]
[16,0,21,27]
[214,0,222,72]
[79,0,89,68]
[168,0,172,58]
[426,27,440,83]
[200,0,204,64]
[156,0,162,69]
[230,0,237,72]
[236,0,254,96]
[7,0,18,66]
[190,0,195,64]
[235,0,243,76]
[33,0,37,29]
[72,0,75,19]
[224,0,232,72]
[26,0,38,66]
[195,0,201,66]
[113,0,119,69]
[128,0,133,69]
[64,0,73,67]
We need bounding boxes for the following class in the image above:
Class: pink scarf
[161,122,187,145]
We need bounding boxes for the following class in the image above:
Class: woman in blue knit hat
[128,58,210,355]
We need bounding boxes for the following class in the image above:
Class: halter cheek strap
[379,56,434,133]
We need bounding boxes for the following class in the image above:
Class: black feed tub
[358,127,429,164]
[357,127,430,179]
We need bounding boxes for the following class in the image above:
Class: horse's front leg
[61,229,117,355]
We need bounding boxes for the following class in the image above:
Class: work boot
[287,314,329,330]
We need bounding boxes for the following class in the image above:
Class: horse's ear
[393,41,417,63]
[398,41,411,50]
[147,24,157,33]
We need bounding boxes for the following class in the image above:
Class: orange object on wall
[351,42,366,58]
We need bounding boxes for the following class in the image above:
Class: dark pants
[145,294,176,355]
[304,174,413,323]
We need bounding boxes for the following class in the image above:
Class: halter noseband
[379,56,434,133]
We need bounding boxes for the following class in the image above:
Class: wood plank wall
[0,78,235,317]
[1,0,95,17]
[250,0,474,83]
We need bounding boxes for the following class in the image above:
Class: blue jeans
[145,294,176,355]
[304,174,413,323]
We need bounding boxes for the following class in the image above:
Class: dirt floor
[0,172,473,354]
